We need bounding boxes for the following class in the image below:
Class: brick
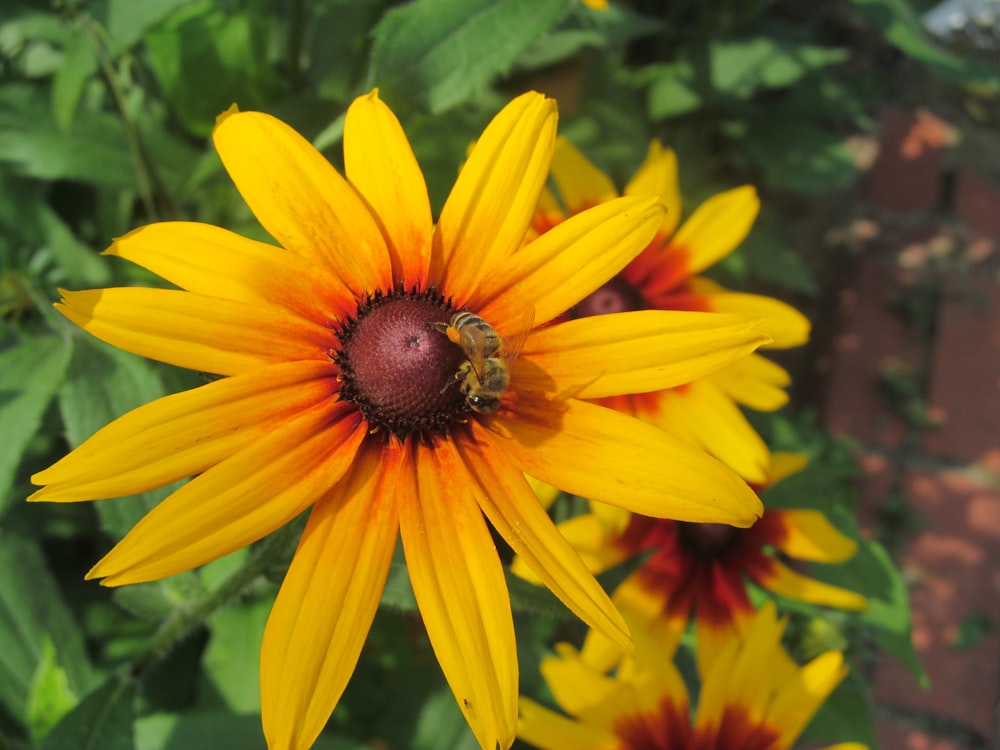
[955,170,1000,240]
[872,468,1000,740]
[821,258,922,448]
[855,451,896,537]
[865,109,950,213]
[924,267,1000,472]
[875,721,971,750]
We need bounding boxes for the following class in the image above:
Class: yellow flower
[532,138,810,483]
[29,91,769,750]
[518,600,865,750]
[515,452,866,673]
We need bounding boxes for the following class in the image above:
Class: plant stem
[77,15,160,221]
[128,520,302,679]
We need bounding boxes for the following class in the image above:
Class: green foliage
[2,0,989,747]
[369,0,571,112]
[850,0,1000,86]
[40,677,134,750]
[0,534,97,724]
[0,336,71,510]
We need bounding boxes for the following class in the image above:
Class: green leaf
[369,0,571,113]
[27,639,79,742]
[952,613,992,651]
[0,334,72,511]
[801,670,878,748]
[104,0,194,54]
[135,711,366,750]
[645,63,702,120]
[850,0,1000,86]
[51,31,98,133]
[203,598,271,714]
[111,574,204,622]
[739,216,818,296]
[709,37,848,99]
[743,117,858,193]
[40,676,134,750]
[412,687,478,750]
[820,538,929,687]
[380,548,417,612]
[0,533,97,725]
[56,333,172,538]
[305,0,383,103]
[0,84,137,187]
[38,205,113,287]
[144,0,282,137]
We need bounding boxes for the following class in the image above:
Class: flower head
[534,138,810,483]
[518,600,865,750]
[515,452,866,673]
[30,91,769,750]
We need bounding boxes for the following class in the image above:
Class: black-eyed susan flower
[532,138,810,483]
[29,91,770,750]
[518,600,866,750]
[514,452,866,673]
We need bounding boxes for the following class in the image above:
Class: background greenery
[1,0,996,748]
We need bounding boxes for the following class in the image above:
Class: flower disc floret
[572,276,646,318]
[335,286,467,438]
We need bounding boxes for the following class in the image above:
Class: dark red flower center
[335,286,469,439]
[677,521,742,559]
[614,700,781,750]
[572,275,646,318]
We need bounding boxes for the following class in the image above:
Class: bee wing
[458,325,489,381]
[499,303,535,366]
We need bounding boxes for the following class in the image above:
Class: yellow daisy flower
[518,600,866,750]
[532,138,811,483]
[29,91,769,750]
[515,452,866,673]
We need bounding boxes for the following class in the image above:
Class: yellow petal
[696,600,785,731]
[535,185,563,220]
[344,90,433,288]
[261,441,399,750]
[517,698,617,750]
[526,474,560,509]
[624,140,681,239]
[767,452,809,485]
[434,92,557,304]
[480,196,664,325]
[649,381,770,484]
[30,361,337,502]
[213,109,392,292]
[398,440,518,750]
[755,557,868,611]
[86,401,364,585]
[496,393,762,526]
[771,509,858,562]
[540,645,623,717]
[57,288,332,376]
[772,651,848,748]
[691,277,810,349]
[107,222,354,324]
[705,353,791,412]
[669,186,759,277]
[619,620,689,716]
[548,137,619,214]
[515,310,770,399]
[459,426,632,656]
[509,512,626,586]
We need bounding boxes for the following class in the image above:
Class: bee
[432,309,532,414]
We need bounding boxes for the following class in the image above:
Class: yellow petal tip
[215,103,241,128]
